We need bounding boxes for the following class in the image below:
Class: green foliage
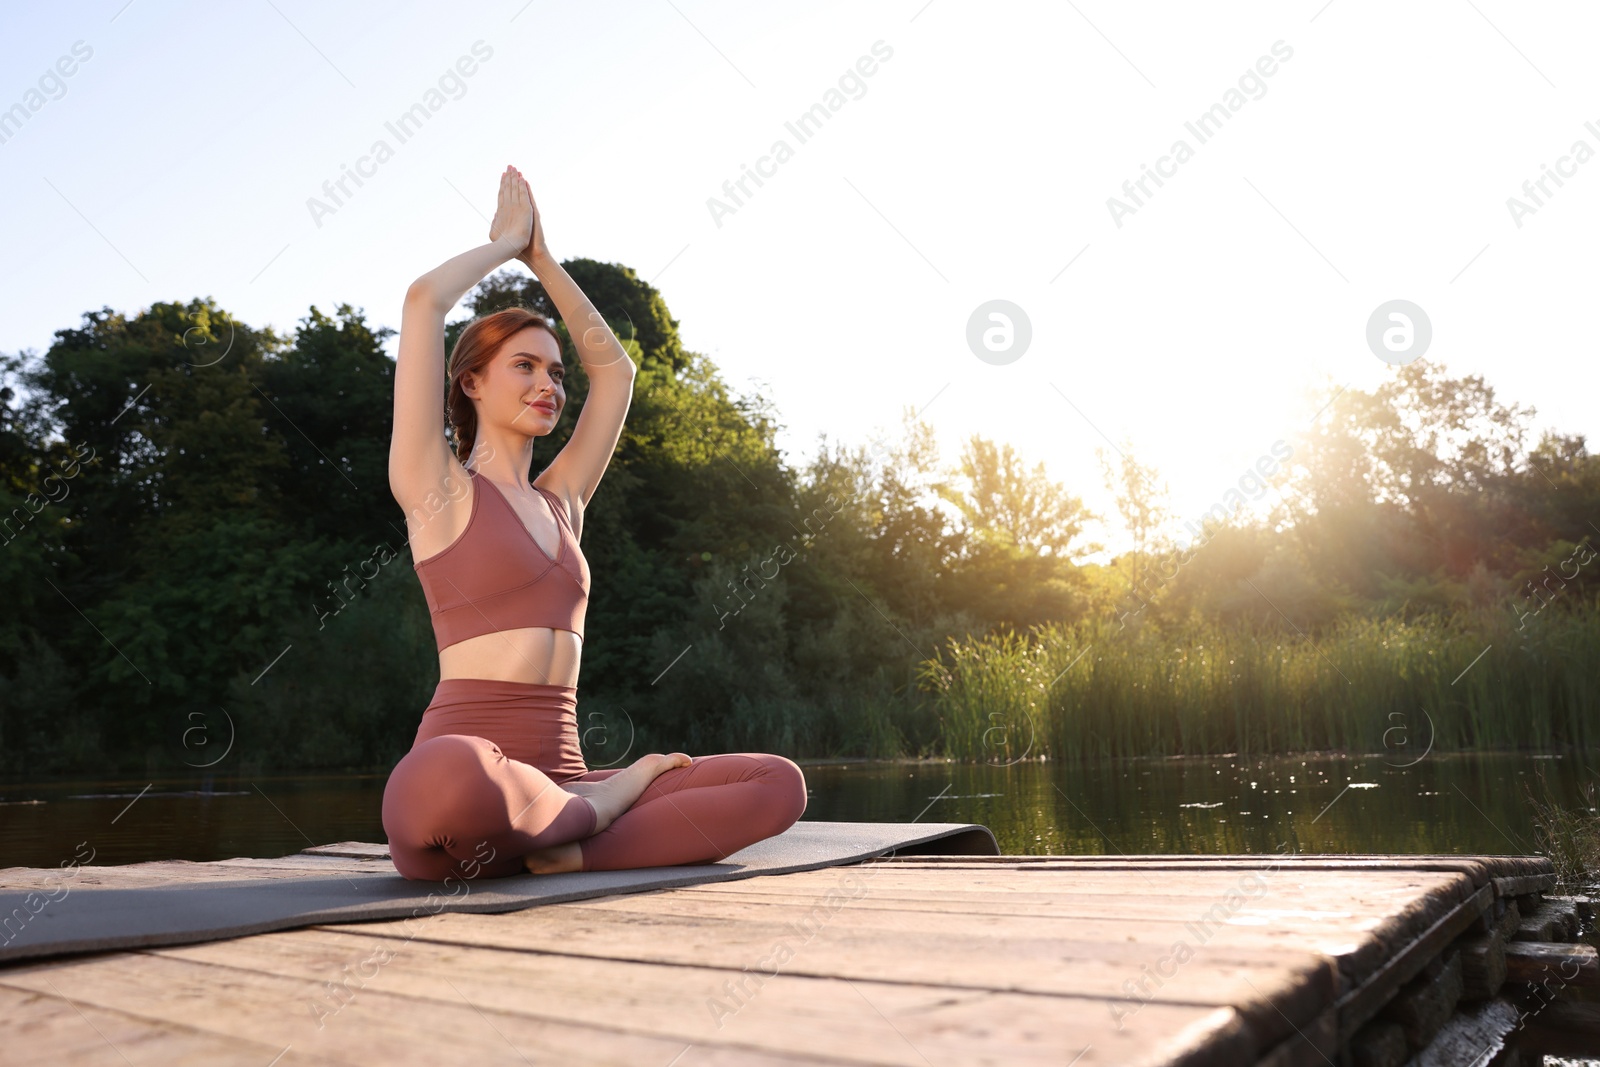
[2,265,1597,777]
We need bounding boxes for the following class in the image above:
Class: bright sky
[4,1,1597,557]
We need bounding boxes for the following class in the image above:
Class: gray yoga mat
[0,821,998,966]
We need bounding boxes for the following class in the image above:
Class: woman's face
[478,326,565,433]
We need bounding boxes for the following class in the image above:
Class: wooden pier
[2,849,1595,1065]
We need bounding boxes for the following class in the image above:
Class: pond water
[0,750,1592,876]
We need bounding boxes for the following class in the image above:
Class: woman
[381,166,807,882]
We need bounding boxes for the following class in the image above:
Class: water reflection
[0,752,1592,872]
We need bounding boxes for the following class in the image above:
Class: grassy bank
[918,609,1600,762]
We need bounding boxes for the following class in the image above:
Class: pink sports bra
[412,468,590,651]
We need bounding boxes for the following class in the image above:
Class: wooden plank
[1491,872,1557,896]
[1546,894,1596,924]
[1503,941,1600,986]
[553,866,1477,998]
[300,843,390,859]
[870,855,1514,871]
[422,890,1384,979]
[568,871,1455,951]
[0,952,869,1067]
[1331,883,1492,1044]
[1347,1018,1409,1067]
[1250,1006,1338,1067]
[178,926,1258,1065]
[0,979,347,1065]
[877,858,1501,872]
[0,932,1257,1066]
[797,865,1479,903]
[871,855,1554,879]
[1494,898,1522,942]
[312,889,1340,1052]
[1513,900,1579,942]
[1375,948,1463,1047]
[670,886,1454,927]
[883,858,1559,902]
[1455,932,1508,1000]
[682,868,1473,907]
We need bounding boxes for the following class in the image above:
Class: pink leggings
[381,678,808,882]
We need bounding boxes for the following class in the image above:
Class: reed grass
[919,608,1600,762]
[1523,767,1600,894]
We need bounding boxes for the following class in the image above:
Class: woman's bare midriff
[438,628,581,687]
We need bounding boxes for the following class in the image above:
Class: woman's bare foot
[524,840,582,875]
[520,753,690,876]
[581,752,692,832]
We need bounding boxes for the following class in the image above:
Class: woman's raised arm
[389,167,532,502]
[513,193,637,511]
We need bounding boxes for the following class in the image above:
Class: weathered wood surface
[1503,940,1600,986]
[1493,897,1523,941]
[0,853,1565,1066]
[1514,898,1581,942]
[1456,931,1508,1000]
[1375,947,1463,1047]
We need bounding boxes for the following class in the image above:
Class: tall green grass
[919,608,1600,761]
[1523,767,1600,894]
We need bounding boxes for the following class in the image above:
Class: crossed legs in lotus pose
[384,736,807,881]
[528,752,809,874]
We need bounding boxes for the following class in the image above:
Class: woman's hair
[444,307,564,464]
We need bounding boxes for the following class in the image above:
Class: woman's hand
[487,166,534,256]
[515,182,551,269]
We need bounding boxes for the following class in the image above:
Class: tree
[1096,440,1170,594]
[465,258,685,374]
[1295,362,1534,513]
[261,303,397,546]
[938,435,1098,561]
[1285,363,1543,597]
